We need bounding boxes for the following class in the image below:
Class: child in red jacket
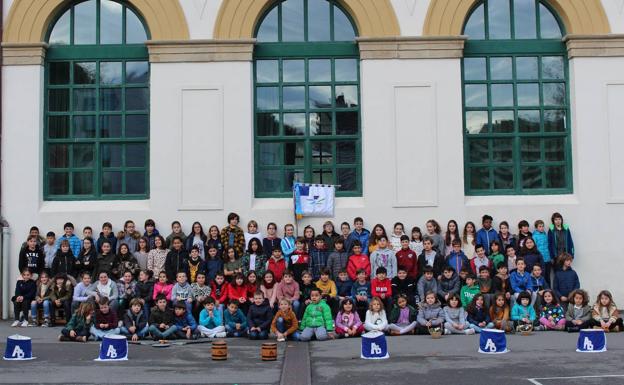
[267,248,286,282]
[371,267,393,313]
[227,273,249,313]
[395,235,418,279]
[290,238,309,283]
[210,272,229,311]
[347,241,370,281]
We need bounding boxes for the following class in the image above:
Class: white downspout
[2,227,10,319]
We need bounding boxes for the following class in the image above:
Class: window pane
[491,110,514,133]
[126,115,149,137]
[259,143,281,166]
[102,171,122,194]
[516,57,538,79]
[257,170,282,192]
[309,86,332,108]
[101,115,122,138]
[284,143,304,165]
[102,144,122,167]
[335,59,357,81]
[283,113,306,136]
[465,85,487,107]
[521,138,541,162]
[73,172,94,195]
[282,0,305,42]
[126,8,148,43]
[311,112,332,135]
[312,169,334,184]
[49,173,69,195]
[74,0,97,44]
[544,110,566,132]
[543,83,565,106]
[464,58,486,80]
[49,11,70,45]
[126,171,146,194]
[545,166,565,188]
[257,60,279,83]
[50,62,70,84]
[257,6,278,42]
[285,170,304,186]
[333,6,356,41]
[464,4,485,39]
[308,0,330,41]
[470,167,490,190]
[101,89,122,111]
[49,116,70,139]
[100,62,122,85]
[283,60,305,82]
[522,166,542,189]
[337,141,356,164]
[514,0,536,39]
[487,0,511,39]
[74,62,96,84]
[49,144,69,168]
[74,115,96,138]
[126,88,149,110]
[493,167,514,189]
[518,110,540,132]
[74,89,96,111]
[73,144,94,168]
[100,0,123,44]
[126,143,147,167]
[469,139,489,163]
[517,83,539,106]
[257,113,280,136]
[466,111,488,134]
[312,142,333,164]
[545,137,565,161]
[336,111,358,135]
[283,87,305,109]
[540,4,562,39]
[542,56,564,79]
[337,168,357,190]
[49,89,69,112]
[257,87,279,110]
[490,57,512,80]
[491,84,513,107]
[492,139,513,162]
[126,62,149,83]
[335,86,358,108]
[309,59,331,82]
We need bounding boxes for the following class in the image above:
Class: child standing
[267,247,287,282]
[532,220,551,282]
[97,222,117,254]
[364,296,388,332]
[444,220,461,256]
[271,298,300,341]
[369,236,397,279]
[462,222,476,260]
[280,224,296,265]
[409,226,424,256]
[165,221,187,249]
[416,292,444,335]
[389,222,406,252]
[466,294,494,333]
[241,238,267,278]
[498,221,517,250]
[59,302,93,342]
[425,220,445,254]
[244,220,264,251]
[446,239,469,276]
[165,237,189,282]
[565,289,591,332]
[291,237,310,283]
[553,253,579,310]
[538,289,565,331]
[443,293,475,335]
[18,235,45,277]
[519,238,544,274]
[299,288,334,341]
[387,294,417,335]
[198,297,226,338]
[247,291,273,340]
[395,235,418,280]
[470,244,492,275]
[262,222,282,257]
[326,239,349,280]
[221,213,246,258]
[345,217,370,255]
[335,298,364,338]
[548,212,574,258]
[476,215,498,255]
[11,270,36,327]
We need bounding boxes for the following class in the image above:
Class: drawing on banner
[294,183,336,219]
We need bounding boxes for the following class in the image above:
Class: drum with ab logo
[478,329,509,354]
[95,335,128,361]
[3,335,35,361]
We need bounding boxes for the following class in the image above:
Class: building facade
[2,0,624,300]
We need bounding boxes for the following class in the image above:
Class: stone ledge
[1,43,47,66]
[565,34,624,58]
[357,36,466,60]
[147,39,255,63]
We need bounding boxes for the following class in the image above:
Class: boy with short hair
[326,239,349,279]
[298,271,315,318]
[173,303,199,340]
[351,269,371,320]
[470,244,492,275]
[371,266,393,312]
[44,232,57,270]
[121,298,149,341]
[417,266,438,303]
[532,219,552,282]
[171,271,193,313]
[315,268,338,313]
[11,269,36,327]
[529,264,548,307]
[335,269,353,304]
[299,288,334,341]
[198,297,226,338]
[90,297,120,340]
[392,266,416,306]
[271,298,299,341]
[19,235,45,276]
[345,217,370,255]
[267,247,287,282]
[148,294,177,340]
[220,212,246,257]
[291,238,310,284]
[437,266,460,305]
[477,266,494,308]
[446,239,469,274]
[56,222,81,259]
[370,236,397,279]
[417,237,445,278]
[247,291,273,340]
[517,220,532,248]
[395,235,418,280]
[97,222,117,254]
[492,262,512,301]
[309,236,328,281]
[210,272,229,310]
[346,241,370,281]
[476,215,499,255]
[460,274,480,309]
[82,226,93,247]
[505,244,518,272]
[224,300,248,337]
[510,258,532,302]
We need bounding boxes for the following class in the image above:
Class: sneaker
[465,329,476,335]
[277,337,286,342]
[11,320,20,327]
[444,329,451,335]
[215,332,226,338]
[58,335,69,342]
[21,320,29,328]
[42,319,50,328]
[535,325,545,331]
[27,321,37,327]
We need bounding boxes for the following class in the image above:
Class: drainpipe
[0,0,8,320]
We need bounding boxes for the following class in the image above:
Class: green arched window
[45,0,150,200]
[462,0,571,195]
[254,0,361,197]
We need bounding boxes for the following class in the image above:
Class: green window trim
[44,0,150,201]
[462,0,572,196]
[254,0,362,198]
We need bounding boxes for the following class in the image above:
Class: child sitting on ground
[388,294,417,335]
[247,291,273,340]
[460,274,480,309]
[489,292,512,333]
[59,302,94,342]
[539,289,565,331]
[364,296,388,333]
[466,294,494,333]
[417,266,438,305]
[590,290,624,332]
[299,288,334,341]
[198,297,226,338]
[416,291,444,335]
[121,298,149,341]
[148,294,177,341]
[511,291,537,332]
[173,302,199,340]
[443,293,475,335]
[271,298,299,342]
[224,300,248,337]
[565,289,591,332]
[335,298,364,338]
[90,297,120,341]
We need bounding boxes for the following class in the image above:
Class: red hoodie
[371,278,392,298]
[227,283,247,302]
[267,257,286,282]
[395,248,419,279]
[246,282,258,301]
[347,254,371,281]
[210,281,229,304]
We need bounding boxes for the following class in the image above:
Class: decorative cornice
[565,34,624,58]
[358,36,466,60]
[147,39,255,63]
[1,42,47,66]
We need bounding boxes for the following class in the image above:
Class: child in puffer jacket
[416,291,444,335]
[539,289,565,331]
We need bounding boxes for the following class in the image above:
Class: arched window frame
[44,0,150,200]
[462,0,572,195]
[253,0,362,198]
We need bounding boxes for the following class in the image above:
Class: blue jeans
[276,317,301,340]
[121,325,149,338]
[291,300,301,316]
[249,329,269,340]
[225,324,248,337]
[148,325,178,339]
[30,299,51,320]
[469,322,494,333]
[90,326,121,340]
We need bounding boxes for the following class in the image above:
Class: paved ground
[1,321,623,384]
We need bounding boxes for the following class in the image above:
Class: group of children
[11,212,623,343]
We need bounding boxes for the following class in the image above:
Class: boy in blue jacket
[224,300,248,337]
[476,215,498,255]
[198,297,226,338]
[510,259,534,304]
[553,253,580,310]
[11,269,37,327]
[345,217,370,255]
[173,303,199,340]
[532,220,551,282]
[247,291,273,340]
[548,212,574,258]
[351,269,371,320]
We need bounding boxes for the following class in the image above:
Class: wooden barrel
[212,340,227,361]
[261,342,277,361]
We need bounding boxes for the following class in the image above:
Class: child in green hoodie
[299,288,334,341]
[460,274,481,309]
